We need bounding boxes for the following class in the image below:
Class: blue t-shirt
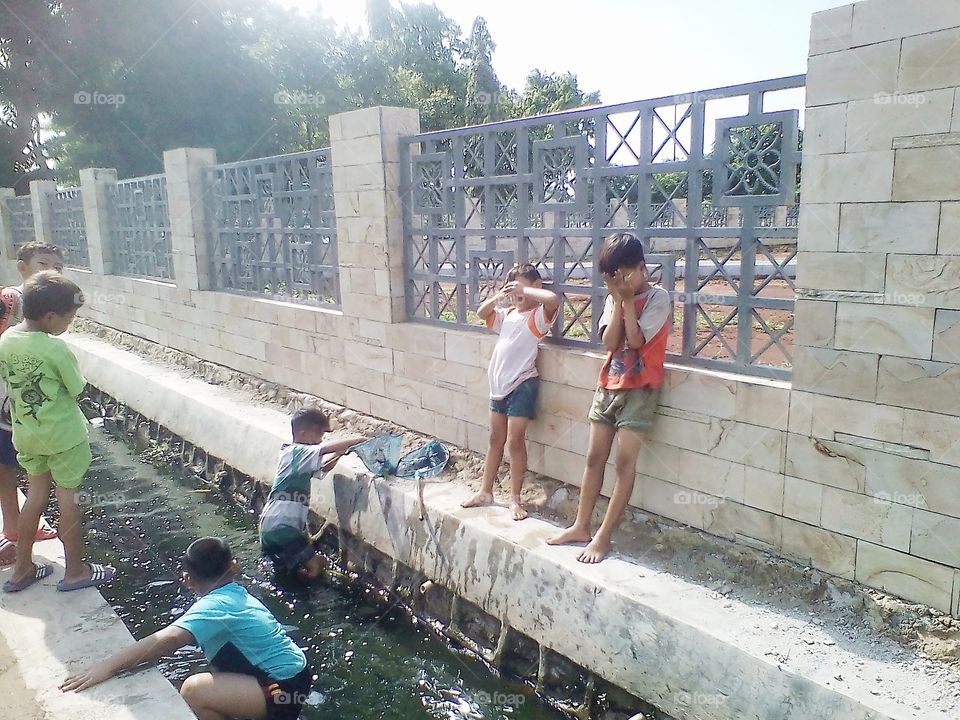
[172,582,306,681]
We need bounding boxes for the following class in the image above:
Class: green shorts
[18,441,92,489]
[588,386,661,430]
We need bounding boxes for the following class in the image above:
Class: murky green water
[80,425,563,720]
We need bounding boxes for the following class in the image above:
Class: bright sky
[274,0,850,103]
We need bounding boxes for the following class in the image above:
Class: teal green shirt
[0,328,88,455]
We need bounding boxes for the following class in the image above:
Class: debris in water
[144,580,175,589]
[303,690,325,707]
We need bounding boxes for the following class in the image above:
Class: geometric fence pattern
[110,174,174,280]
[5,195,34,249]
[48,188,90,269]
[206,148,340,308]
[401,75,804,379]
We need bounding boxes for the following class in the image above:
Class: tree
[463,17,502,125]
[511,70,600,118]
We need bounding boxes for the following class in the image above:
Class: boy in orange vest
[548,232,671,562]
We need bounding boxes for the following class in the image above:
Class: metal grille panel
[5,196,34,249]
[206,148,339,307]
[49,188,90,268]
[401,76,804,379]
[110,174,174,280]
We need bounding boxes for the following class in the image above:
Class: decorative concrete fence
[0,0,957,614]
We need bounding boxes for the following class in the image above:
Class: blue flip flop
[56,563,116,592]
[3,562,53,593]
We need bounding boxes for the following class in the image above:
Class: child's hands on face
[500,280,521,303]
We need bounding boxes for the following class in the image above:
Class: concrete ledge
[0,509,194,719]
[64,332,957,720]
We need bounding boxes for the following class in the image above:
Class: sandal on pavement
[0,536,15,567]
[56,563,116,592]
[3,563,53,593]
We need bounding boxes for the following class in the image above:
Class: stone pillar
[29,179,57,245]
[79,168,118,275]
[0,188,15,260]
[163,148,218,295]
[329,106,420,324]
[790,0,960,613]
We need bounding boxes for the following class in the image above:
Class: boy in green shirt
[0,270,115,592]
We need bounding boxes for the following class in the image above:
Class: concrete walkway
[0,510,194,719]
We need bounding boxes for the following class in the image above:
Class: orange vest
[598,293,668,390]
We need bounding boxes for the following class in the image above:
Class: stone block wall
[793,0,960,612]
[1,0,958,613]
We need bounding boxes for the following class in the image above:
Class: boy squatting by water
[259,406,364,587]
[548,232,671,563]
[62,536,313,720]
[0,241,68,566]
[461,263,559,521]
[0,271,117,592]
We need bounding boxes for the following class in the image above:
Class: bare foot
[577,536,612,563]
[546,525,592,546]
[461,491,494,508]
[509,498,528,521]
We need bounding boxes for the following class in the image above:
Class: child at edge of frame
[547,232,671,563]
[0,270,116,592]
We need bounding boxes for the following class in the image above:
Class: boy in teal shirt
[0,270,115,592]
[62,537,312,720]
[260,407,363,586]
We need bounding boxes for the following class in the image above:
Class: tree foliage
[0,0,601,187]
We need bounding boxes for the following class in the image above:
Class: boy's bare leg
[578,428,644,563]
[11,472,53,583]
[180,672,269,720]
[57,485,95,584]
[546,421,616,545]
[0,463,20,537]
[506,416,530,520]
[462,411,508,508]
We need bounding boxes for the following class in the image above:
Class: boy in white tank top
[461,264,559,520]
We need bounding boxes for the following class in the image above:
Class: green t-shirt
[0,327,88,455]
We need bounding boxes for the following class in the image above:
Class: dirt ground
[76,320,960,717]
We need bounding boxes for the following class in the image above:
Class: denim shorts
[489,378,539,419]
[0,429,16,467]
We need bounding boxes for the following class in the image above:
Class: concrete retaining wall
[66,332,957,720]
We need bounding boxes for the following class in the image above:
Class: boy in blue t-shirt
[61,537,312,720]
[259,406,364,587]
